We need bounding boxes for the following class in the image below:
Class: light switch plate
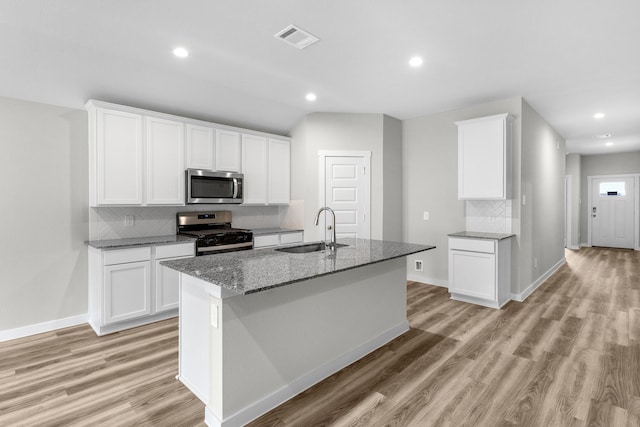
[423,211,429,221]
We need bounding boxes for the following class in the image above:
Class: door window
[599,181,626,196]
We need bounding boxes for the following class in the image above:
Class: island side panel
[178,276,213,408]
[219,257,408,425]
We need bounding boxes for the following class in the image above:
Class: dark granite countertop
[251,227,304,235]
[448,231,515,241]
[162,238,435,296]
[86,234,196,249]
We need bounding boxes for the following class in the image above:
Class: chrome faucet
[314,207,337,251]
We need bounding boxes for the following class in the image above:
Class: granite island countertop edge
[161,238,435,296]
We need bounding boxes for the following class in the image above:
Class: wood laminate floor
[1,247,639,426]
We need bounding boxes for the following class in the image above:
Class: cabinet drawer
[254,234,280,248]
[280,232,303,245]
[449,237,495,254]
[156,242,195,259]
[103,247,151,265]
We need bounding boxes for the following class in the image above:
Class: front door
[591,176,635,249]
[322,154,371,240]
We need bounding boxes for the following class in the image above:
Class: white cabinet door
[186,124,214,170]
[104,261,151,324]
[268,139,290,204]
[154,242,195,313]
[449,250,496,301]
[456,113,512,200]
[216,129,242,172]
[96,108,143,205]
[253,234,281,248]
[155,259,185,312]
[146,117,185,205]
[242,134,268,204]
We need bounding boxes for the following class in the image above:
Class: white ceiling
[1,0,639,155]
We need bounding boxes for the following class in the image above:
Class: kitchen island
[162,238,434,427]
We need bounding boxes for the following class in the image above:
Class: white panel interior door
[323,156,370,240]
[591,177,635,249]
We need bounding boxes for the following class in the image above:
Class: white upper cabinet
[241,134,268,204]
[215,129,242,172]
[268,139,291,204]
[92,106,143,205]
[146,117,184,205]
[186,124,215,170]
[455,113,513,200]
[87,100,290,207]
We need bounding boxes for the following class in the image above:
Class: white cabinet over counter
[241,136,291,206]
[145,116,185,205]
[186,124,215,170]
[89,106,143,205]
[87,100,291,207]
[455,113,513,200]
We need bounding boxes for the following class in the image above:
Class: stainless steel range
[177,211,253,256]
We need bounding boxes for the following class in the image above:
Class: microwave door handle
[233,178,239,199]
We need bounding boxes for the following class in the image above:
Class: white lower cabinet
[253,231,303,248]
[154,243,195,312]
[448,237,511,309]
[89,241,195,335]
[104,260,152,324]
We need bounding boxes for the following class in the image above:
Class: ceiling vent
[274,25,319,50]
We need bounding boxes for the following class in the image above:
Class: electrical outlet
[414,260,423,272]
[124,215,135,227]
[534,257,538,269]
[423,211,429,221]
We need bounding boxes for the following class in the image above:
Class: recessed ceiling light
[305,93,317,102]
[409,56,424,67]
[173,47,189,58]
[605,142,614,146]
[593,112,605,119]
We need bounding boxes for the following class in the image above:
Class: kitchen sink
[275,242,348,254]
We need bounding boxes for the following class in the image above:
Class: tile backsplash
[89,205,283,240]
[465,200,512,234]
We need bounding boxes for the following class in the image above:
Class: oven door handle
[198,242,253,253]
[232,178,239,199]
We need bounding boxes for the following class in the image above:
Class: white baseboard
[0,313,88,343]
[205,321,410,427]
[566,245,580,250]
[406,273,448,288]
[511,257,566,302]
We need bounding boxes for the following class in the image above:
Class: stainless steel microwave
[186,169,243,204]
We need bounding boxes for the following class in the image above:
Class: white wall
[579,151,640,246]
[565,153,581,249]
[382,115,403,241]
[0,97,88,332]
[520,100,566,295]
[402,97,522,287]
[288,112,401,241]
